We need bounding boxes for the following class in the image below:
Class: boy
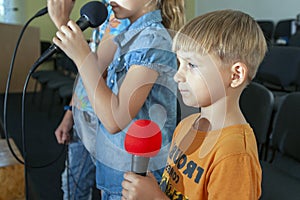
[121,9,267,200]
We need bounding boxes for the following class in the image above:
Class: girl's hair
[173,9,267,81]
[156,0,185,31]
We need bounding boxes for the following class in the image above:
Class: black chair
[58,83,75,106]
[267,92,300,166]
[0,119,5,139]
[260,162,300,200]
[257,20,275,45]
[255,46,300,93]
[31,41,64,105]
[46,54,77,100]
[44,54,77,115]
[32,46,78,111]
[260,92,300,199]
[274,19,296,45]
[32,41,58,87]
[288,31,300,47]
[240,82,274,160]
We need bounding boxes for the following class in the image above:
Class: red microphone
[125,119,162,176]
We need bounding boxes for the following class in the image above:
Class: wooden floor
[0,139,25,200]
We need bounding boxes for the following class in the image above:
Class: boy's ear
[230,62,248,88]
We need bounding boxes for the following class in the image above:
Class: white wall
[195,0,300,23]
[0,0,25,24]
[26,0,92,41]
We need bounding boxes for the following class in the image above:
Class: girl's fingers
[56,30,65,40]
[67,20,80,32]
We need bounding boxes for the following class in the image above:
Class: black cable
[66,144,70,200]
[3,5,91,200]
[2,7,47,200]
[3,6,48,166]
[65,143,84,200]
[64,142,86,199]
[2,6,68,200]
[22,60,70,199]
[4,6,66,169]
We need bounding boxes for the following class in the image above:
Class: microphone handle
[76,15,91,30]
[131,155,149,176]
[29,44,58,74]
[29,15,91,74]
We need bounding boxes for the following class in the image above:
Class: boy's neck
[199,95,246,131]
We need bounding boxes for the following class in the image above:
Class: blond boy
[121,9,267,200]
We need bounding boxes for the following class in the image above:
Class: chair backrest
[257,20,274,44]
[0,119,5,139]
[56,52,78,75]
[267,92,300,179]
[288,31,300,47]
[271,92,300,159]
[274,19,296,45]
[255,46,300,92]
[240,82,274,158]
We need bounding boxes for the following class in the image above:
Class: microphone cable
[4,2,107,198]
[2,6,66,200]
[3,6,48,165]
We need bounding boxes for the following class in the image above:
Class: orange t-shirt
[160,114,261,200]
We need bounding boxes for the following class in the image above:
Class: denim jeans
[61,140,96,200]
[61,108,98,200]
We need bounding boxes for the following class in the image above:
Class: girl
[53,0,185,199]
[48,0,130,199]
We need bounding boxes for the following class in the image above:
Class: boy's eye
[187,63,198,68]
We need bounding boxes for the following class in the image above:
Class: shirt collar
[114,10,163,47]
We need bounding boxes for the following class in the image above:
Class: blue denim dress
[95,10,178,196]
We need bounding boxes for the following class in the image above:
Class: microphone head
[125,120,162,157]
[80,1,108,28]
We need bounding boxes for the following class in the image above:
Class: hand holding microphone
[125,119,162,176]
[31,1,108,73]
[123,120,167,200]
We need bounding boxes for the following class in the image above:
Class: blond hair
[173,10,267,80]
[156,0,185,31]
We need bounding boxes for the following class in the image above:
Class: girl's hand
[54,110,74,144]
[47,0,75,28]
[122,172,168,200]
[53,20,91,68]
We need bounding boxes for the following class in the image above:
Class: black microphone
[30,1,108,73]
[35,7,48,18]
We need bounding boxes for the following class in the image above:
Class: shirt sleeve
[124,30,177,76]
[207,154,262,200]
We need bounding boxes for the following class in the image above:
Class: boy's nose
[174,65,186,83]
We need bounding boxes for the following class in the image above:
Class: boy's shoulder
[213,124,258,158]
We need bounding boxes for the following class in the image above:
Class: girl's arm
[47,0,75,29]
[53,20,158,134]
